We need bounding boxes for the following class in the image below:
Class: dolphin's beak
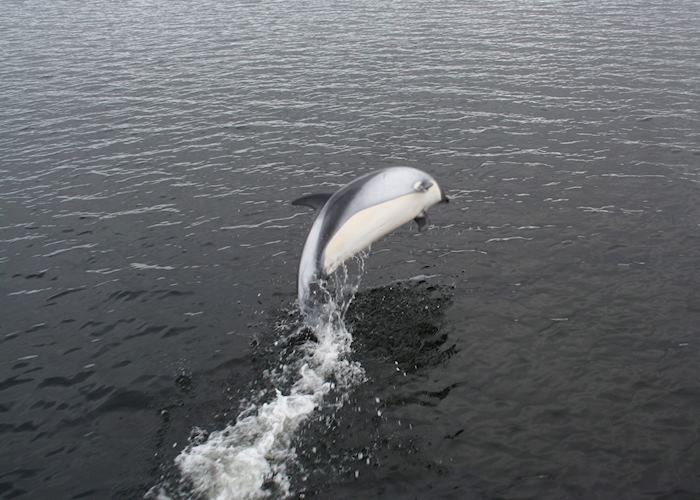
[441,192,450,203]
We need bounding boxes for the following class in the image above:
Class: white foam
[175,290,364,499]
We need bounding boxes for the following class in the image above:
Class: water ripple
[1,0,700,498]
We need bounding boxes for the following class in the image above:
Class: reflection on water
[1,0,699,498]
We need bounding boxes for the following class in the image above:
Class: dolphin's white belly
[322,192,426,275]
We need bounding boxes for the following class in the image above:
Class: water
[1,0,700,498]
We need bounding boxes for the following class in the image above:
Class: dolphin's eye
[413,180,433,192]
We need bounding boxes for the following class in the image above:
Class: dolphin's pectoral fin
[291,193,333,210]
[414,211,428,232]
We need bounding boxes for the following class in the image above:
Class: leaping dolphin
[292,167,448,311]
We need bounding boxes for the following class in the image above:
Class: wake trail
[169,258,367,499]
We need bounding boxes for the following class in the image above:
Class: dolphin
[292,167,448,311]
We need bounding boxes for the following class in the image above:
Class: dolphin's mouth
[441,192,450,203]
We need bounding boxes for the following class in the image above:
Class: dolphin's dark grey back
[312,170,383,269]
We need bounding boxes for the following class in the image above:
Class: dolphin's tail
[297,269,314,313]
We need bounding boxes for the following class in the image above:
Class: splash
[173,256,367,499]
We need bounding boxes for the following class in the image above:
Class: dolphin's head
[404,168,448,207]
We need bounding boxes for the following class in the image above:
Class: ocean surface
[2,0,700,498]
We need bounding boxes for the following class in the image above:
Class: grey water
[2,0,700,498]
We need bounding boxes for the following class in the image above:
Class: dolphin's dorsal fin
[291,193,332,210]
